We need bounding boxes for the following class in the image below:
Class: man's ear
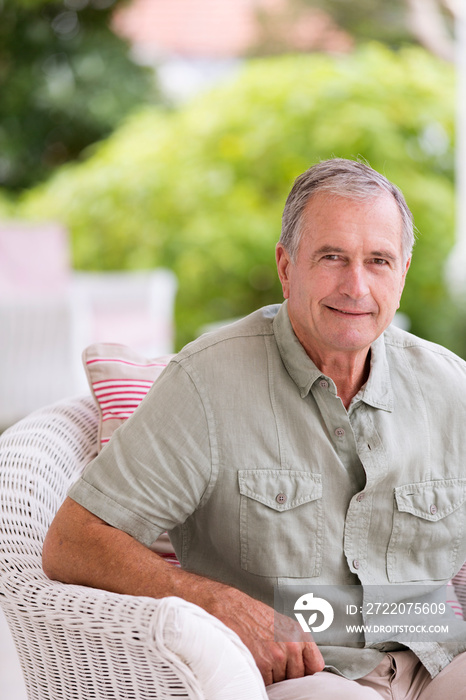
[276,243,292,300]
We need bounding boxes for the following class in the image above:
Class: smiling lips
[326,305,375,316]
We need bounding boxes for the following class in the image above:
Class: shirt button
[276,493,287,505]
[353,559,360,570]
[319,379,329,389]
[335,427,345,438]
[430,504,438,515]
[356,493,365,502]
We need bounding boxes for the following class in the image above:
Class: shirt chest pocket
[238,470,323,578]
[387,479,466,583]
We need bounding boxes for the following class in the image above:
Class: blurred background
[0,1,465,415]
[0,0,464,405]
[0,1,465,695]
[1,1,465,421]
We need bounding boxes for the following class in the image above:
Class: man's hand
[208,586,325,685]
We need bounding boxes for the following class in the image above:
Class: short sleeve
[68,360,214,548]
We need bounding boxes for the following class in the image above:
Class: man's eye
[372,258,388,265]
[323,255,340,261]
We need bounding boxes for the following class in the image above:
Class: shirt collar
[273,301,393,411]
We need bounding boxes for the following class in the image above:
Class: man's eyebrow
[371,249,399,262]
[313,245,398,261]
[313,245,345,255]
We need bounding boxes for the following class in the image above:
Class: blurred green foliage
[0,190,13,217]
[17,44,458,351]
[0,0,157,191]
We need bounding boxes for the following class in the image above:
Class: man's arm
[42,497,325,686]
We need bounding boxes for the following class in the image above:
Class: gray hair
[279,158,415,264]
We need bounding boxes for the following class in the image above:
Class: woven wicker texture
[0,396,267,700]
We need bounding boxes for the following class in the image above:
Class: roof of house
[112,0,353,60]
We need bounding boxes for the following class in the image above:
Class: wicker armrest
[1,568,266,699]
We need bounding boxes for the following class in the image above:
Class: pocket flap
[394,479,466,521]
[238,470,322,511]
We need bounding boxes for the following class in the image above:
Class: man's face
[276,192,411,365]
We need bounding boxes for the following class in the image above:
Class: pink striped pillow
[83,343,174,451]
[452,565,466,618]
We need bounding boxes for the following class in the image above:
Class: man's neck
[312,349,371,410]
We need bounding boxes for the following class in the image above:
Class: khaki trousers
[266,650,466,700]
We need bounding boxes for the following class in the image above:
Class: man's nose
[339,263,370,299]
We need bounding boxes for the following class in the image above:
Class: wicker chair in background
[0,395,267,700]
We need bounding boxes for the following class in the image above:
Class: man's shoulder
[383,323,466,374]
[174,304,280,364]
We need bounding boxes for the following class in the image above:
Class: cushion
[447,579,465,619]
[452,567,466,618]
[82,342,174,451]
[82,342,178,564]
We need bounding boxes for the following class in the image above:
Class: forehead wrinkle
[299,192,405,261]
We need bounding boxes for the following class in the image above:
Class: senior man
[43,158,466,698]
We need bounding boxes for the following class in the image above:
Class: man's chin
[323,327,380,354]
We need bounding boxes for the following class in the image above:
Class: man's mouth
[326,306,373,316]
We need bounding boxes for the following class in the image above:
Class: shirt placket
[311,378,384,582]
[344,405,388,585]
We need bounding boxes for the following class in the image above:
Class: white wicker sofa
[0,395,267,700]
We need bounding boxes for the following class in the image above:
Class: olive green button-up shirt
[69,302,466,679]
